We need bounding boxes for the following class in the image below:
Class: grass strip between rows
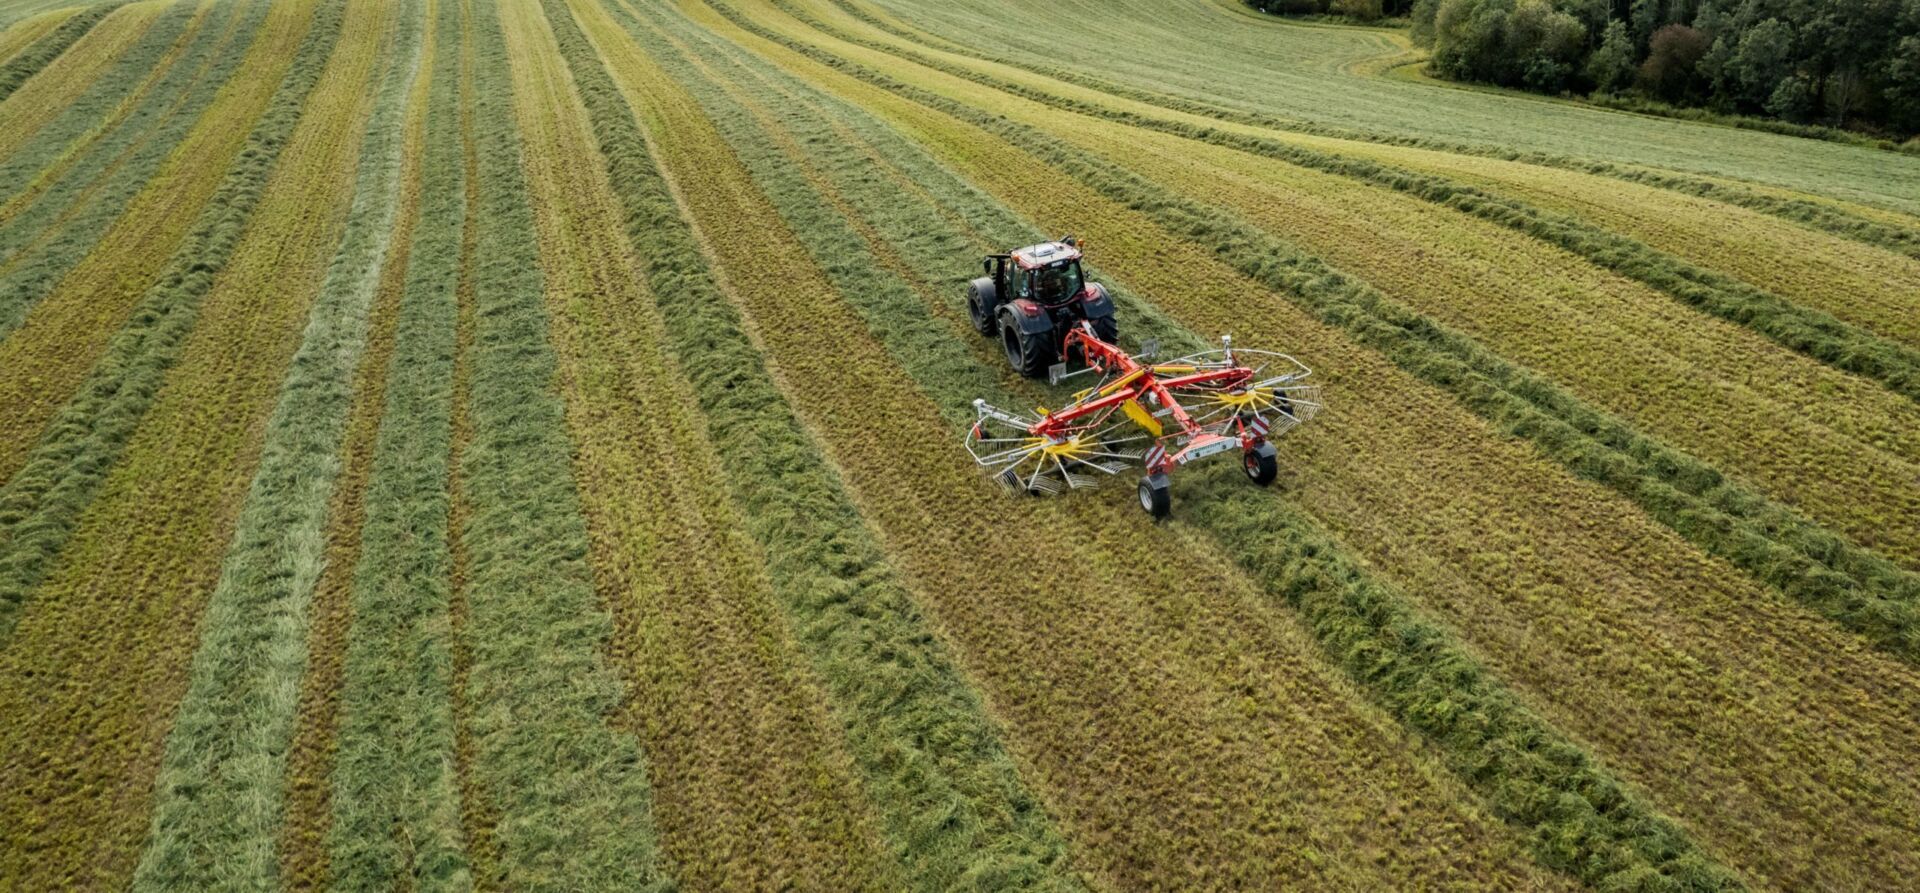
[449,1,667,887]
[322,1,472,886]
[0,0,344,644]
[546,1,1082,886]
[716,0,1920,669]
[826,0,1920,261]
[782,0,1920,403]
[128,1,421,886]
[0,2,115,102]
[630,3,1739,889]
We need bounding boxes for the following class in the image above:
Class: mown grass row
[0,1,289,493]
[0,2,113,102]
[0,0,382,885]
[0,6,75,64]
[602,3,1697,887]
[274,22,424,883]
[0,0,252,239]
[777,0,1920,404]
[0,0,336,643]
[1257,142,1920,353]
[1050,120,1920,563]
[0,0,264,333]
[128,1,421,886]
[0,0,169,165]
[0,0,196,194]
[321,3,472,887]
[664,5,1758,883]
[715,0,1920,668]
[448,2,668,887]
[549,1,1090,887]
[826,0,1920,254]
[507,3,897,887]
[693,1,1920,884]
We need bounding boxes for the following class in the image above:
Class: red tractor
[966,237,1117,377]
[963,240,1321,517]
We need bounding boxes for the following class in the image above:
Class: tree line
[1250,0,1920,138]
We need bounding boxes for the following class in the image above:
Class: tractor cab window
[1031,259,1083,305]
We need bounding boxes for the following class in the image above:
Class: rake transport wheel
[1243,441,1278,485]
[1138,473,1172,518]
[1000,311,1052,378]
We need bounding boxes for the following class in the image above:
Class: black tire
[966,278,998,337]
[1000,312,1052,378]
[1090,313,1118,346]
[1243,443,1278,486]
[1137,473,1171,518]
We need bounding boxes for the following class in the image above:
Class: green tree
[1586,19,1637,91]
[1765,71,1817,120]
[1729,18,1794,107]
[1508,0,1588,90]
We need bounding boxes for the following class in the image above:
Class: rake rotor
[966,325,1321,515]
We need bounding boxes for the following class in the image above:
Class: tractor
[962,238,1322,517]
[966,237,1116,377]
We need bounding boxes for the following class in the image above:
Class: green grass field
[0,0,1915,889]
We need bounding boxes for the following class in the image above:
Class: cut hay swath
[505,1,895,888]
[0,0,375,886]
[0,0,1914,889]
[131,0,422,885]
[688,2,1920,889]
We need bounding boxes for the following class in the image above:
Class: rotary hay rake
[967,323,1322,517]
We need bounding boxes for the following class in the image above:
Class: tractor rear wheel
[1138,473,1171,518]
[1001,314,1051,378]
[1090,314,1118,346]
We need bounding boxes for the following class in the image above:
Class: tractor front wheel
[1001,314,1051,378]
[967,281,998,336]
[1137,473,1171,518]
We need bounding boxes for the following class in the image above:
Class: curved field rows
[675,1,1920,888]
[575,1,1572,888]
[0,0,380,885]
[0,7,76,62]
[0,1,167,162]
[0,0,1914,889]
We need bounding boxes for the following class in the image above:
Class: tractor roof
[1009,241,1081,269]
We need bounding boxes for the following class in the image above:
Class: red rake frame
[966,323,1320,507]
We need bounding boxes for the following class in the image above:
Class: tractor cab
[1001,242,1085,307]
[967,237,1117,377]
